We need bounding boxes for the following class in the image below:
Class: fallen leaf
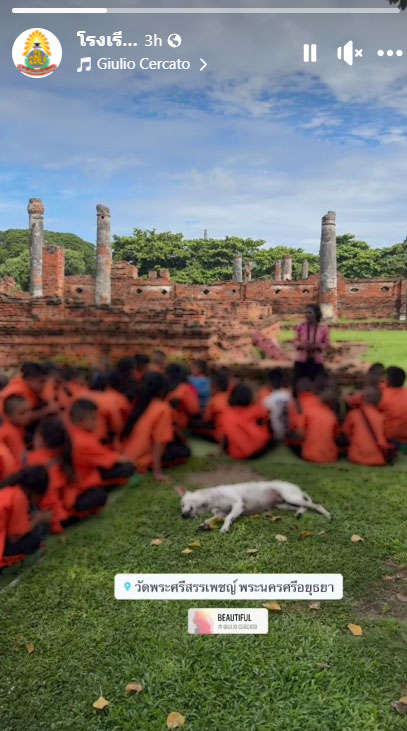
[348,623,363,636]
[250,514,261,520]
[318,530,327,536]
[93,696,109,711]
[396,593,407,603]
[381,605,391,614]
[300,530,314,539]
[26,643,35,654]
[400,697,407,704]
[391,700,407,716]
[188,541,201,548]
[344,504,351,510]
[150,538,163,546]
[166,711,186,728]
[263,510,274,518]
[275,534,287,542]
[263,602,281,611]
[271,515,282,522]
[382,575,396,583]
[247,548,259,555]
[309,602,320,610]
[351,534,364,543]
[181,548,193,555]
[316,662,329,670]
[59,534,67,544]
[207,516,223,529]
[125,682,143,694]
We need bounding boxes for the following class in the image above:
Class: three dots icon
[377,49,403,57]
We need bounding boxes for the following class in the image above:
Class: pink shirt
[295,322,330,364]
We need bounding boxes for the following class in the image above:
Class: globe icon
[168,34,182,48]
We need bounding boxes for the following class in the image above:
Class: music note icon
[77,57,91,72]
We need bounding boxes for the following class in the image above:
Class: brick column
[28,198,44,298]
[275,260,282,281]
[233,256,243,283]
[319,210,337,320]
[282,255,292,281]
[301,259,309,280]
[95,204,111,305]
[43,246,65,298]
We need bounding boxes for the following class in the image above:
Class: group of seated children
[194,361,406,469]
[0,354,403,571]
[0,355,195,569]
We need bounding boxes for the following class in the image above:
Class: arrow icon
[200,58,207,71]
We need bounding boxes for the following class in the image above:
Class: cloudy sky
[1,0,406,252]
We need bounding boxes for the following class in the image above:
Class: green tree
[336,234,380,278]
[112,229,266,283]
[253,246,319,280]
[389,0,406,9]
[0,249,30,290]
[0,229,95,289]
[375,242,407,278]
[65,249,87,276]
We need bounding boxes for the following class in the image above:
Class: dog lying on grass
[175,481,331,533]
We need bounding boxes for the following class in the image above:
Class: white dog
[176,481,331,533]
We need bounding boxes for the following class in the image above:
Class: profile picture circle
[12,28,62,78]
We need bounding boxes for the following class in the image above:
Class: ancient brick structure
[233,256,243,283]
[28,198,44,298]
[95,204,112,305]
[319,210,338,319]
[301,259,309,280]
[0,202,404,369]
[282,255,292,281]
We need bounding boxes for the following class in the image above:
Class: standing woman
[293,304,330,385]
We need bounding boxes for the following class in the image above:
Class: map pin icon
[124,581,131,592]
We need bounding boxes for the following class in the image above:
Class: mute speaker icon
[337,40,363,66]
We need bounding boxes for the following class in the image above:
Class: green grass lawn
[1,448,407,731]
[279,329,407,368]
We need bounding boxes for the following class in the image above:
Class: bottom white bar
[115,573,343,600]
[188,608,268,634]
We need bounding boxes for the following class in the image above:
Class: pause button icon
[303,44,317,63]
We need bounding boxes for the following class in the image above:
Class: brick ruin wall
[247,274,406,319]
[0,246,404,369]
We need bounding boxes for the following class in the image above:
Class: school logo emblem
[12,28,62,78]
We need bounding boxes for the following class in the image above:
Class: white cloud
[1,0,407,251]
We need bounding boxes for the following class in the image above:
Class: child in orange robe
[166,364,200,431]
[378,366,407,444]
[0,362,47,413]
[218,383,271,460]
[288,378,319,434]
[0,395,29,467]
[0,466,52,568]
[299,388,340,464]
[343,386,391,466]
[65,400,133,515]
[192,373,230,441]
[345,363,386,410]
[122,372,190,481]
[26,417,73,533]
[89,372,131,443]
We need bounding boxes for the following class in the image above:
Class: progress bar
[12,7,401,14]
